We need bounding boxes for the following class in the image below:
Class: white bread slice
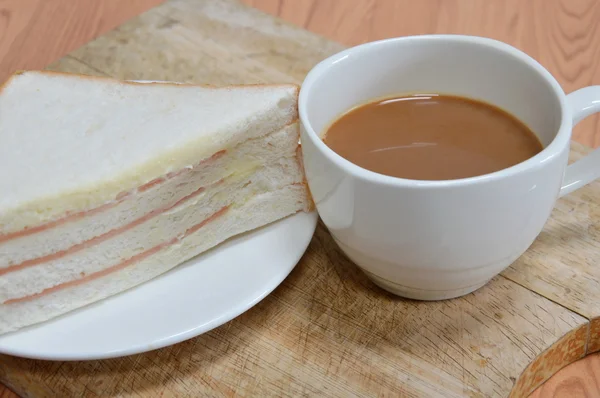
[0,184,309,335]
[0,71,299,233]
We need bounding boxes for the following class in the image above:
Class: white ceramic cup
[299,35,600,300]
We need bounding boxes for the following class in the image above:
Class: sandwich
[0,71,312,334]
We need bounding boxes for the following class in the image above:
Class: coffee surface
[323,94,543,180]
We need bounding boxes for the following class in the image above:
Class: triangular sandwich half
[0,71,312,334]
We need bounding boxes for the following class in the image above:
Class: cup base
[362,269,490,301]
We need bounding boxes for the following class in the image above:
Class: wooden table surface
[2,1,600,397]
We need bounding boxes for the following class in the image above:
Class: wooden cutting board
[1,0,600,396]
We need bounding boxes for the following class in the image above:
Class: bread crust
[4,70,299,92]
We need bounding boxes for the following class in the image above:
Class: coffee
[323,94,543,180]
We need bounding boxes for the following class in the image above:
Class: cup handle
[560,86,600,197]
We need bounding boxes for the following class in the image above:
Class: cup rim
[298,34,571,188]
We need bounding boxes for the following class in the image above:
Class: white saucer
[0,211,317,360]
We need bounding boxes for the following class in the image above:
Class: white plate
[0,212,317,360]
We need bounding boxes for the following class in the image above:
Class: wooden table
[2,1,600,397]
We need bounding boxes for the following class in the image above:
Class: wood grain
[501,143,600,319]
[0,0,163,83]
[241,0,600,148]
[530,352,600,398]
